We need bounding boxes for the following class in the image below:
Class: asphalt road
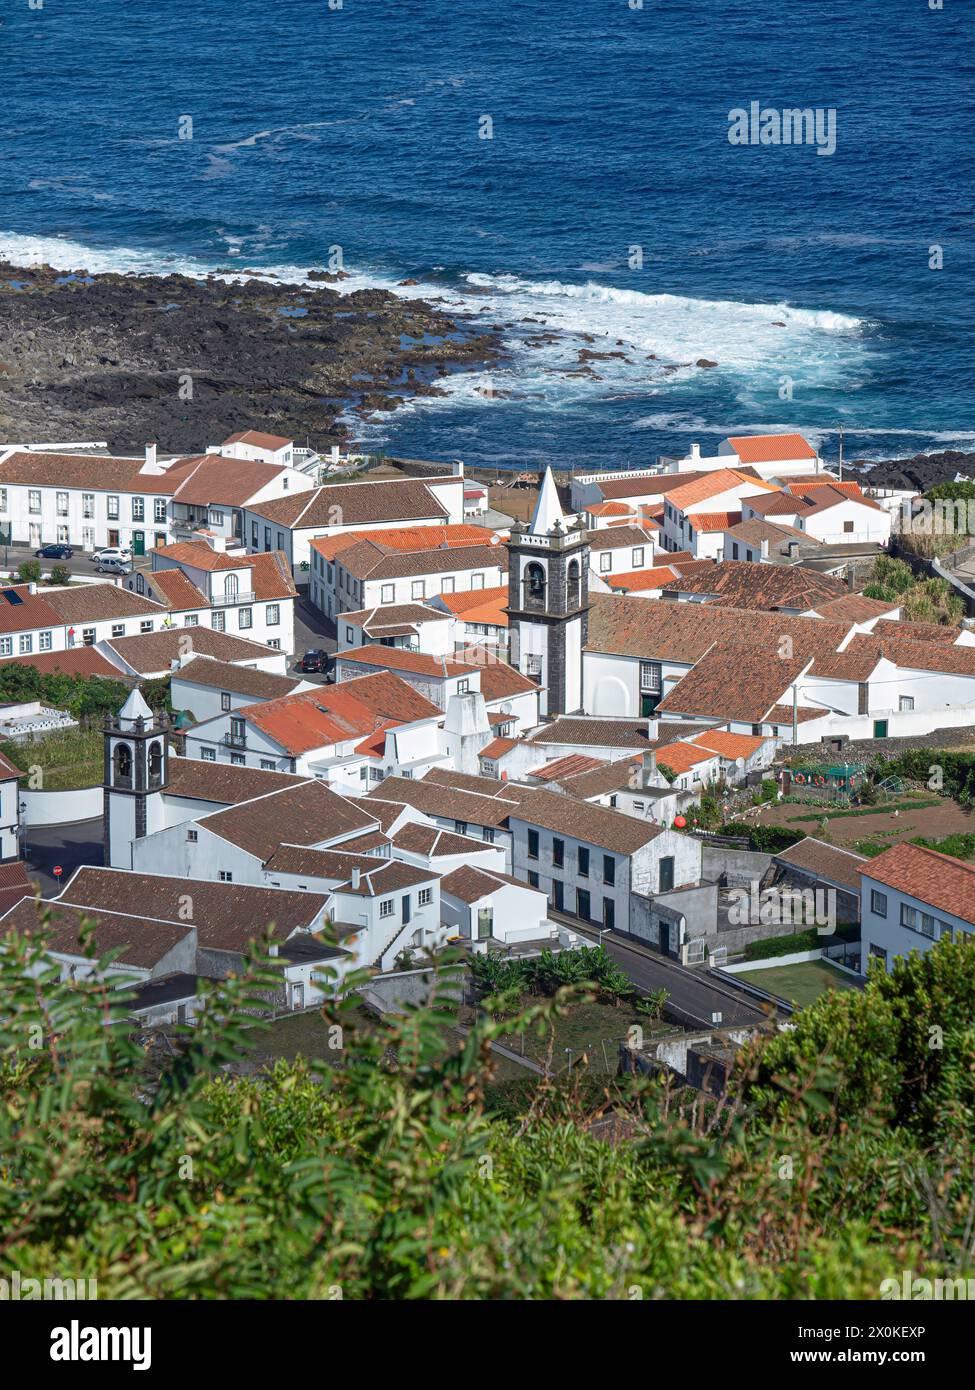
[0,541,152,581]
[557,915,773,1028]
[290,593,337,682]
[22,816,104,896]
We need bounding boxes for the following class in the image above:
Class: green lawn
[735,960,859,1009]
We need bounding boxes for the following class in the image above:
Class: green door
[873,720,888,739]
[132,531,145,556]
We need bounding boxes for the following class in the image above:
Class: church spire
[528,466,565,536]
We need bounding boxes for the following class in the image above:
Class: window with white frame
[107,495,119,520]
[132,497,144,521]
[82,628,95,646]
[268,639,280,649]
[261,759,276,770]
[381,584,394,603]
[266,603,280,625]
[221,693,232,711]
[219,870,233,882]
[140,620,153,634]
[185,614,199,626]
[19,634,32,654]
[0,488,7,511]
[28,489,41,514]
[201,747,216,761]
[0,638,11,657]
[56,491,69,516]
[599,552,611,572]
[631,547,644,567]
[441,576,455,593]
[82,492,95,518]
[471,573,484,589]
[379,899,394,918]
[154,497,167,522]
[238,608,253,630]
[111,624,125,638]
[411,580,425,600]
[39,631,53,651]
[418,887,433,906]
[209,509,225,527]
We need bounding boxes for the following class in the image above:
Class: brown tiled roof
[43,584,165,624]
[527,716,657,749]
[166,757,307,804]
[686,510,742,533]
[743,491,808,518]
[873,619,962,644]
[105,627,280,675]
[58,867,326,950]
[727,432,817,464]
[527,753,606,781]
[311,523,492,563]
[367,776,523,829]
[587,526,657,553]
[261,844,383,881]
[440,864,531,904]
[774,837,867,893]
[457,651,538,701]
[338,541,504,582]
[659,561,848,611]
[341,603,443,631]
[153,542,252,571]
[595,471,711,502]
[723,518,809,547]
[810,593,898,623]
[688,729,768,760]
[391,823,490,857]
[248,478,450,529]
[0,860,33,916]
[511,787,666,854]
[657,644,808,722]
[0,647,124,679]
[339,670,444,722]
[480,736,519,759]
[224,430,293,450]
[797,484,887,516]
[654,741,719,776]
[336,645,469,678]
[0,450,192,494]
[175,656,304,700]
[170,455,287,507]
[586,595,850,664]
[859,842,975,923]
[250,550,298,600]
[144,569,208,611]
[0,584,65,635]
[240,686,381,755]
[201,781,379,861]
[664,469,778,511]
[0,897,192,969]
[334,859,438,896]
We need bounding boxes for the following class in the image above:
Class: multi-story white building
[140,539,297,652]
[0,444,312,556]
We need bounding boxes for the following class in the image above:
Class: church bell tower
[103,689,170,868]
[506,468,589,717]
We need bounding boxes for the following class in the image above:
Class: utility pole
[792,681,798,746]
[838,425,844,483]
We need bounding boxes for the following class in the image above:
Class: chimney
[846,562,856,591]
[28,581,37,596]
[760,537,769,560]
[145,442,157,468]
[642,749,657,785]
[351,868,361,890]
[787,540,800,559]
[690,443,701,461]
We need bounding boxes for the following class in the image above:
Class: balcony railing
[212,590,256,607]
[223,732,247,749]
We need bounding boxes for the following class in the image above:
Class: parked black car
[35,544,74,559]
[299,649,329,674]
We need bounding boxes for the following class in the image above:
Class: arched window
[567,559,581,610]
[148,740,164,787]
[523,562,547,611]
[113,741,133,787]
[224,573,239,602]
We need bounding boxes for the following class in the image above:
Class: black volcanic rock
[0,262,501,453]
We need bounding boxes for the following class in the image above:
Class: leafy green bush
[724,822,805,853]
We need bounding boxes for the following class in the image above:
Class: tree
[16,559,41,585]
[48,563,71,586]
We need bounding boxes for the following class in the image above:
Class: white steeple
[528,466,565,537]
[117,688,153,731]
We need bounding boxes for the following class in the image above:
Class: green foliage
[870,748,975,807]
[16,559,42,584]
[723,821,805,853]
[4,909,975,1297]
[657,762,677,785]
[0,660,132,722]
[743,925,857,961]
[634,987,668,1020]
[470,945,631,1004]
[855,831,975,863]
[864,554,963,625]
[48,564,71,586]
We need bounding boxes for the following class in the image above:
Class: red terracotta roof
[859,842,975,925]
[727,433,817,464]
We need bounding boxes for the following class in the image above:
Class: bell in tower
[103,689,171,868]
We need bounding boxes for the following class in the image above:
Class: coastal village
[1,423,974,1084]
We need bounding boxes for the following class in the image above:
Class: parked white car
[91,546,132,563]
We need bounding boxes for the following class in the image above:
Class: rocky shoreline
[0,261,502,454]
[847,449,975,492]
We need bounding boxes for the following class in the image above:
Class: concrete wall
[21,786,103,827]
[701,844,773,887]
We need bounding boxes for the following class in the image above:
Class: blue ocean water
[1,0,972,470]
